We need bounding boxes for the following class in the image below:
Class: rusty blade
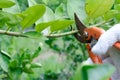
[74,13,86,35]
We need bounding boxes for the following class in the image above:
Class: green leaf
[17,0,28,11]
[35,6,55,35]
[55,3,67,19]
[115,13,120,21]
[9,60,18,69]
[36,6,55,34]
[0,74,7,79]
[36,20,74,32]
[32,47,41,58]
[73,64,115,80]
[0,0,15,8]
[24,30,42,38]
[50,20,74,32]
[103,10,118,20]
[23,64,34,74]
[22,49,32,60]
[36,6,55,24]
[0,11,22,27]
[42,55,65,73]
[85,0,114,19]
[20,4,46,29]
[35,22,51,32]
[67,0,87,21]
[8,68,22,80]
[114,4,120,21]
[31,63,42,68]
[115,4,120,10]
[1,50,11,59]
[28,0,37,6]
[0,52,10,72]
[3,0,21,14]
[115,0,120,4]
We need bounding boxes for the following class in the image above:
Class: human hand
[92,24,120,55]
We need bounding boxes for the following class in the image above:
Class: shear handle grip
[85,27,120,50]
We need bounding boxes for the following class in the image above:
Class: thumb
[92,24,120,55]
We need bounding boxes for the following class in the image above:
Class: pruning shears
[74,13,120,80]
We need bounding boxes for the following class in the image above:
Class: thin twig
[45,19,113,38]
[0,30,29,38]
[89,19,112,27]
[45,30,79,38]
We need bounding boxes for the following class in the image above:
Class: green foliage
[0,35,44,79]
[8,48,41,79]
[55,3,68,19]
[0,0,15,8]
[20,4,46,29]
[115,0,120,4]
[45,35,88,73]
[17,0,29,11]
[0,51,10,72]
[0,0,119,80]
[39,54,67,80]
[0,11,21,27]
[41,55,65,73]
[50,20,74,32]
[2,0,21,14]
[36,6,55,23]
[35,0,66,11]
[67,0,87,21]
[83,0,120,25]
[73,64,115,80]
[24,31,42,38]
[85,0,114,19]
[114,4,120,21]
[32,47,41,58]
[103,10,118,20]
[36,19,74,32]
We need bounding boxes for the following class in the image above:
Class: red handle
[86,44,103,64]
[86,44,111,80]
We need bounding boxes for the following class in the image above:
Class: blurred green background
[0,0,119,80]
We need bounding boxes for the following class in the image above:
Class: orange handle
[86,44,103,64]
